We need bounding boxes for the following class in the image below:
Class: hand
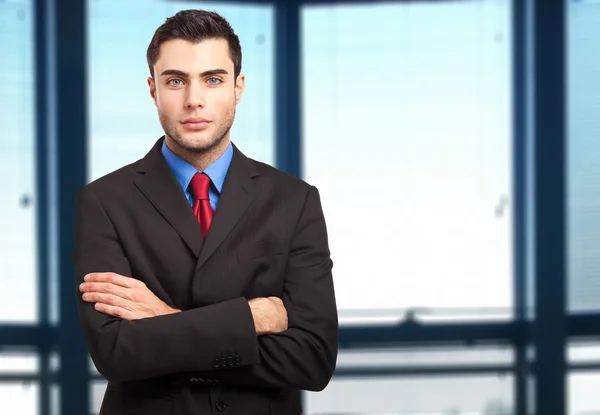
[79,272,180,320]
[248,297,288,335]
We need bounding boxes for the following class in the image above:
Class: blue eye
[168,78,183,86]
[207,78,222,85]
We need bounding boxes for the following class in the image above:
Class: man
[72,9,338,415]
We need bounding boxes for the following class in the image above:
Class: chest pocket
[237,238,287,262]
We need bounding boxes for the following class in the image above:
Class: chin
[181,135,222,153]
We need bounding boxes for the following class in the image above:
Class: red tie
[189,173,214,238]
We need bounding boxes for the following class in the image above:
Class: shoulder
[245,156,317,199]
[77,159,141,199]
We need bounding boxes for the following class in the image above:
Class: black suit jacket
[71,138,338,415]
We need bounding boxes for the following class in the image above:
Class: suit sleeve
[71,186,260,383]
[202,185,339,391]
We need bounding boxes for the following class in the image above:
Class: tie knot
[190,173,211,201]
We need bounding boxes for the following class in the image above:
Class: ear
[234,73,245,104]
[148,77,157,107]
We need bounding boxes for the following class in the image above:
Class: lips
[183,117,210,124]
[182,117,211,131]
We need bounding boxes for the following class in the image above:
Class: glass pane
[0,383,39,415]
[302,2,513,319]
[306,374,513,414]
[337,345,513,369]
[0,352,38,373]
[567,0,600,313]
[569,340,600,364]
[0,0,37,322]
[50,384,60,415]
[49,351,60,374]
[569,373,600,415]
[339,307,512,326]
[91,380,107,415]
[87,0,274,182]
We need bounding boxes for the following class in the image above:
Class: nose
[185,82,205,109]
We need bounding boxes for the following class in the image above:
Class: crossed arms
[71,185,338,391]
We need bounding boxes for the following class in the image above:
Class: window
[302,1,513,319]
[0,383,39,415]
[335,345,514,369]
[307,374,513,414]
[569,373,600,415]
[90,381,107,415]
[0,353,39,414]
[569,340,600,364]
[567,0,600,313]
[87,0,275,182]
[0,351,38,378]
[0,0,37,322]
[307,346,513,413]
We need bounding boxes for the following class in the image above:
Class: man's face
[148,38,244,153]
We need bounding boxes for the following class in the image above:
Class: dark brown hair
[146,10,242,80]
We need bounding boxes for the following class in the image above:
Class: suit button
[197,378,206,385]
[213,379,220,386]
[212,358,221,369]
[220,357,227,367]
[215,400,226,412]
[189,377,199,386]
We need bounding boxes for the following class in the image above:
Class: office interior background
[1,0,599,413]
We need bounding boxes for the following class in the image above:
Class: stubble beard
[159,104,236,156]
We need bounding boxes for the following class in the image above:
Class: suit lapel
[194,143,259,273]
[133,138,204,257]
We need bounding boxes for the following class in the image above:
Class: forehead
[155,38,233,73]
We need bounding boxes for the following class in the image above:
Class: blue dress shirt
[160,139,234,211]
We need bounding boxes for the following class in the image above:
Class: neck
[164,135,230,172]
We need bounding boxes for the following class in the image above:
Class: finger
[83,292,131,310]
[79,282,127,297]
[82,291,122,305]
[79,282,132,299]
[84,272,136,288]
[94,303,135,321]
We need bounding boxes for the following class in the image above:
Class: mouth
[182,117,211,131]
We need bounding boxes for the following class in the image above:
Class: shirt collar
[160,138,234,194]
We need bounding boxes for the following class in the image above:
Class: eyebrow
[160,69,229,77]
